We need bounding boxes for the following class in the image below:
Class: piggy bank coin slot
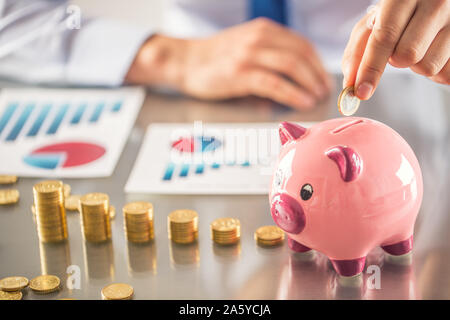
[331,119,365,134]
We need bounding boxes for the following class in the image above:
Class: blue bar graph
[27,104,51,137]
[71,103,87,124]
[163,162,175,180]
[180,163,190,177]
[0,102,18,135]
[6,103,34,141]
[112,101,122,112]
[90,102,105,122]
[195,164,204,174]
[46,104,69,135]
[212,163,220,169]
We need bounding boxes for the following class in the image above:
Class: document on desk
[125,122,316,195]
[0,87,145,178]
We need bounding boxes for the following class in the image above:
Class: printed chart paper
[125,122,316,195]
[0,87,145,177]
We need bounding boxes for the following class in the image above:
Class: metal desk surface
[1,74,449,300]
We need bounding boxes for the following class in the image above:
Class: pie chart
[23,142,106,170]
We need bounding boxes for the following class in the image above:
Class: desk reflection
[212,242,241,262]
[169,241,200,268]
[82,240,115,280]
[39,240,71,280]
[126,241,157,277]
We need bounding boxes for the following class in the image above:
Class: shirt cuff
[66,19,152,86]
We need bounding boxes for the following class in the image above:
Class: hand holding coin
[338,86,360,116]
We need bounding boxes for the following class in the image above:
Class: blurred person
[0,0,448,111]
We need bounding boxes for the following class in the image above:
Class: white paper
[125,122,316,195]
[0,87,144,177]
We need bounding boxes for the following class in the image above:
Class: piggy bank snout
[271,193,305,234]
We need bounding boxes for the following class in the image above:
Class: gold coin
[109,205,116,219]
[0,276,29,292]
[211,218,241,245]
[33,180,63,194]
[63,184,71,198]
[338,86,360,116]
[80,192,109,206]
[29,275,60,293]
[101,283,134,300]
[211,218,240,232]
[65,195,81,211]
[0,290,22,300]
[0,175,18,184]
[255,226,285,246]
[123,201,153,215]
[168,209,198,224]
[0,189,19,205]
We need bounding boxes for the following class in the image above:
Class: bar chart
[0,100,123,142]
[0,87,144,178]
[162,161,251,180]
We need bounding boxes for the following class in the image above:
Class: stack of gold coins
[168,209,198,244]
[33,180,68,242]
[79,193,111,242]
[210,218,241,245]
[254,226,285,246]
[123,202,154,243]
[0,189,20,205]
[0,175,18,184]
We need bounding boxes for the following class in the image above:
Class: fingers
[251,49,326,100]
[411,26,450,77]
[277,31,332,91]
[430,59,450,84]
[342,15,373,88]
[245,18,332,91]
[390,0,448,68]
[355,0,417,100]
[244,69,316,110]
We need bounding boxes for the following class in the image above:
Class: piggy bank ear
[325,146,362,182]
[279,122,307,145]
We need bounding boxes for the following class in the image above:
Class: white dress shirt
[0,0,374,86]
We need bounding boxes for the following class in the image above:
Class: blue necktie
[248,0,287,25]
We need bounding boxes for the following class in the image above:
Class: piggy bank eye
[300,184,313,201]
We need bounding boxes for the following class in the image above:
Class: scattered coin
[29,275,60,294]
[101,283,134,300]
[0,276,29,292]
[168,209,198,244]
[0,189,19,205]
[255,226,285,247]
[64,195,81,211]
[0,290,22,300]
[338,86,360,116]
[63,184,71,198]
[211,218,241,245]
[0,175,18,184]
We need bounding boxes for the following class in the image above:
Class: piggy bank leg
[330,257,366,277]
[288,237,311,253]
[381,235,413,256]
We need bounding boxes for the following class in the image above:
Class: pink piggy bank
[269,117,423,277]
